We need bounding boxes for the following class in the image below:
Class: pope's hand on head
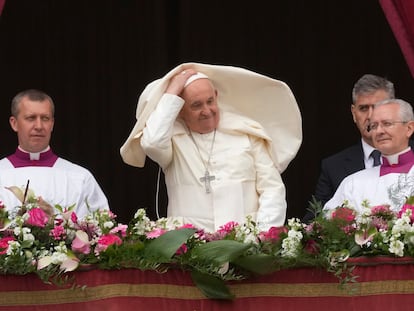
[165,69,197,95]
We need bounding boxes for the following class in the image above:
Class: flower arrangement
[1,187,414,300]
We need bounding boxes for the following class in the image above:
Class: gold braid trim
[1,280,414,306]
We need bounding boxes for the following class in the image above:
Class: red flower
[217,221,238,235]
[259,226,287,243]
[26,208,49,228]
[95,234,122,254]
[176,244,188,255]
[304,239,319,255]
[331,207,356,223]
[71,212,78,224]
[0,236,14,254]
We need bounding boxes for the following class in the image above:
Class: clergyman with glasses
[323,99,414,215]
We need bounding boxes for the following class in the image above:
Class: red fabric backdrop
[380,0,414,78]
[0,0,5,16]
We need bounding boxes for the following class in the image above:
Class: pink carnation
[50,225,66,240]
[331,207,356,223]
[178,223,197,229]
[259,226,287,243]
[398,204,414,223]
[110,224,128,237]
[95,234,122,254]
[146,228,167,239]
[26,208,49,228]
[371,204,391,215]
[0,236,14,254]
[371,216,389,230]
[217,221,238,235]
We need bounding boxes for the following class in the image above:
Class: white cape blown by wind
[120,62,302,173]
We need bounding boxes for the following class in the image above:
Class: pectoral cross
[200,170,215,194]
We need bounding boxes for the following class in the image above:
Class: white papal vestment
[140,94,287,232]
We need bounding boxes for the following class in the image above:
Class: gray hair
[11,89,55,117]
[352,74,395,103]
[374,98,414,122]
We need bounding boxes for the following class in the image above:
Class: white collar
[18,146,50,160]
[383,147,411,165]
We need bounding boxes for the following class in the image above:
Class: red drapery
[380,0,414,78]
[0,0,5,16]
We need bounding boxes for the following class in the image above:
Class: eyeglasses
[367,120,407,132]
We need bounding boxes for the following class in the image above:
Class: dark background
[0,1,413,224]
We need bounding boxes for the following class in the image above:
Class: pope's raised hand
[165,69,197,95]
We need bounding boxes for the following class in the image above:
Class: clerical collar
[8,147,58,168]
[380,148,414,176]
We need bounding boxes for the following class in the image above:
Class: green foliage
[3,190,414,300]
[143,228,197,262]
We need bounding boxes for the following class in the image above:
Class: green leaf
[406,196,414,205]
[234,253,279,275]
[143,228,196,262]
[192,240,251,264]
[191,270,234,300]
[20,240,33,248]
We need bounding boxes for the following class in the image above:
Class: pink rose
[26,208,49,227]
[0,236,14,254]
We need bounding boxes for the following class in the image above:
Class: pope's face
[9,97,54,153]
[351,89,391,145]
[179,79,220,134]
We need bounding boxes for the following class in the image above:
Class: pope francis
[121,63,302,232]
